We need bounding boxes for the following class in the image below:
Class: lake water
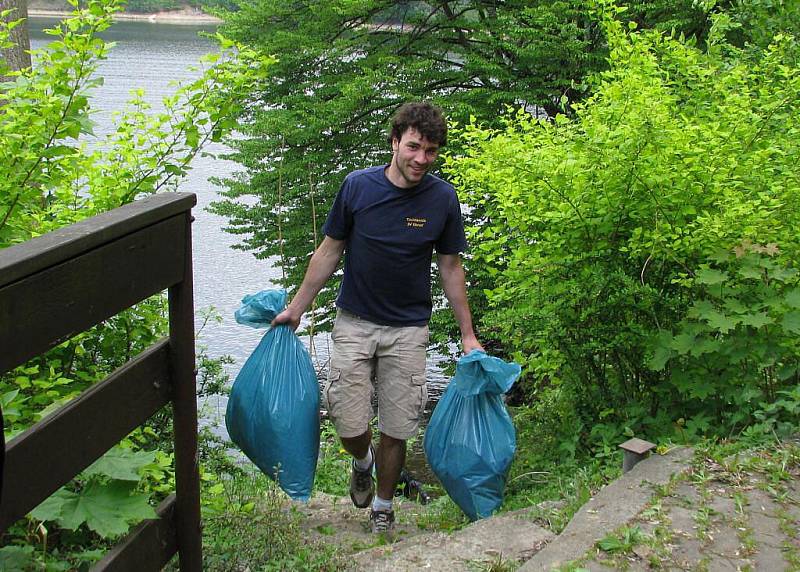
[29,17,448,479]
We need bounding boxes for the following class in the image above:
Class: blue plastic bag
[225,290,320,501]
[423,350,521,520]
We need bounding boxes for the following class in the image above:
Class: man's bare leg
[342,429,375,509]
[376,432,405,500]
[341,430,372,460]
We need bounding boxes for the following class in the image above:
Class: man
[273,102,482,535]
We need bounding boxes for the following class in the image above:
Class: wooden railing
[0,192,202,570]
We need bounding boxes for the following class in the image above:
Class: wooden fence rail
[0,192,202,570]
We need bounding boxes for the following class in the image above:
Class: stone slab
[519,447,694,572]
[745,489,790,571]
[352,509,555,571]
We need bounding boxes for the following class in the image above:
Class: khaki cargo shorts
[325,309,428,440]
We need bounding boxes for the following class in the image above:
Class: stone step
[351,507,555,571]
[519,446,694,571]
[296,492,435,552]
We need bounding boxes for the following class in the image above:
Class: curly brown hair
[388,102,447,147]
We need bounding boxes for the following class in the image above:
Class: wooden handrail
[0,192,202,570]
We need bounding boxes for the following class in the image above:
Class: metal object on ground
[619,438,657,473]
[395,468,431,505]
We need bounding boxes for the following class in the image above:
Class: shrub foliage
[447,6,800,449]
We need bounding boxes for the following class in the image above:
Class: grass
[313,420,352,497]
[466,554,520,571]
[198,468,346,571]
[514,464,610,534]
[414,494,470,532]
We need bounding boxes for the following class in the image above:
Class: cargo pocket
[324,368,341,418]
[411,372,428,421]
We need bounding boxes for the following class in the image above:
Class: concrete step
[350,507,555,571]
[519,446,694,571]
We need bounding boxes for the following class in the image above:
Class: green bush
[446,7,800,449]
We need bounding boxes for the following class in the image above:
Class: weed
[776,508,800,567]
[732,491,747,515]
[737,525,758,557]
[640,499,663,522]
[693,505,713,542]
[316,524,336,535]
[466,553,519,571]
[414,495,469,532]
[596,525,645,554]
[555,563,591,572]
[314,420,351,497]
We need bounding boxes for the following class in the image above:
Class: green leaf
[688,300,715,319]
[670,333,696,354]
[597,535,625,553]
[737,265,763,280]
[0,546,36,570]
[83,447,157,481]
[30,487,75,522]
[648,344,672,371]
[781,311,800,334]
[33,481,156,539]
[41,144,77,158]
[689,380,715,400]
[723,298,747,314]
[695,268,728,285]
[0,389,19,407]
[35,396,75,421]
[777,364,798,381]
[691,338,722,357]
[648,331,674,371]
[739,312,773,329]
[784,288,800,309]
[704,310,739,333]
[163,164,184,175]
[686,412,712,434]
[770,267,798,282]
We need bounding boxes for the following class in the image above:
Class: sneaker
[349,445,375,508]
[369,509,395,536]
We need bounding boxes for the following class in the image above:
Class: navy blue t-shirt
[323,165,467,326]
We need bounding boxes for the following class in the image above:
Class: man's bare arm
[272,236,346,330]
[437,253,483,354]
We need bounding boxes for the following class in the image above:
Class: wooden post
[168,211,202,570]
[619,438,656,474]
[1,406,4,506]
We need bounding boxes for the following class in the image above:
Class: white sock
[354,447,373,471]
[372,495,393,512]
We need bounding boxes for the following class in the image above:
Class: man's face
[389,128,440,188]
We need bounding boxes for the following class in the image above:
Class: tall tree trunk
[1,0,32,75]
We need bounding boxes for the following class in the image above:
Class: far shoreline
[28,8,222,24]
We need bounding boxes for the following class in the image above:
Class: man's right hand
[269,236,345,332]
[271,307,301,331]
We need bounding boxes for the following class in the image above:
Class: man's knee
[340,430,371,458]
[378,432,405,449]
